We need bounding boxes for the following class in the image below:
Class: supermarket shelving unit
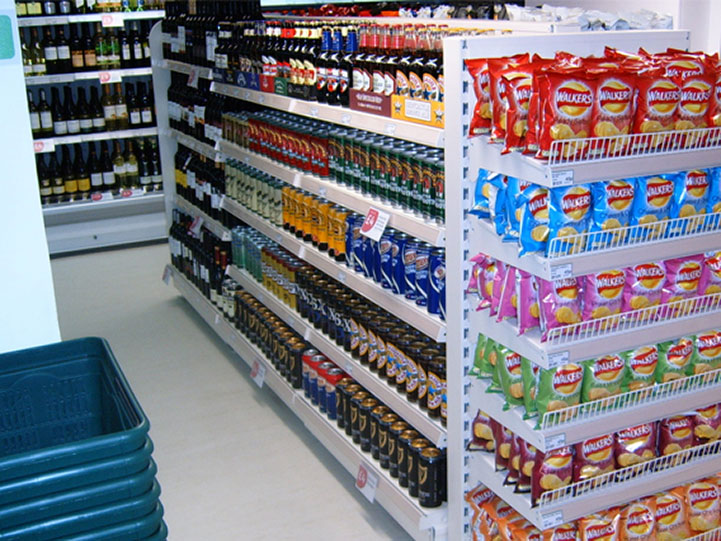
[152,16,721,539]
[19,10,166,254]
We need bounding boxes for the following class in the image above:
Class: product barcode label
[546,351,570,369]
[541,511,564,530]
[544,433,567,451]
[551,170,574,187]
[550,264,573,281]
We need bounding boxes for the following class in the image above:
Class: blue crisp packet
[518,184,549,256]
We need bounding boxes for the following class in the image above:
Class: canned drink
[391,232,408,296]
[352,214,366,274]
[398,429,420,487]
[332,206,349,263]
[409,438,432,498]
[288,340,305,389]
[403,239,419,300]
[432,151,445,223]
[373,320,392,374]
[411,150,426,216]
[388,420,410,478]
[378,413,399,469]
[404,341,427,401]
[394,333,416,393]
[345,212,357,268]
[312,279,330,330]
[342,383,362,436]
[316,361,335,414]
[323,366,345,420]
[359,397,378,452]
[363,235,374,280]
[384,327,404,384]
[350,391,370,444]
[417,348,437,410]
[428,248,445,316]
[349,304,365,360]
[415,242,432,307]
[419,447,445,508]
[306,353,327,402]
[379,229,394,290]
[427,356,446,421]
[370,405,391,460]
[335,377,354,429]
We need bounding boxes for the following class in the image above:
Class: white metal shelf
[469,373,721,453]
[470,219,721,280]
[167,128,218,160]
[471,132,721,187]
[468,299,720,369]
[227,264,447,447]
[25,67,152,86]
[173,195,230,241]
[219,140,445,247]
[470,445,721,531]
[167,265,448,541]
[210,81,444,148]
[221,197,446,342]
[17,10,165,26]
[154,58,213,81]
[33,126,158,152]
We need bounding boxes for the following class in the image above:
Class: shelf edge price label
[101,13,123,27]
[544,433,567,451]
[341,113,352,125]
[355,462,379,503]
[187,67,199,89]
[98,70,122,84]
[309,106,319,118]
[541,511,564,530]
[551,169,574,187]
[250,359,266,388]
[344,360,353,376]
[546,350,570,369]
[384,122,397,136]
[33,139,54,153]
[550,264,573,281]
[189,216,204,237]
[318,186,327,198]
[162,265,171,285]
[359,207,390,242]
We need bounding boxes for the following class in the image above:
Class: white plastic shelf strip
[227,264,447,447]
[221,197,446,342]
[167,128,218,161]
[167,265,447,541]
[470,215,721,280]
[469,293,721,369]
[33,127,159,152]
[470,366,721,452]
[219,140,445,247]
[210,81,444,148]
[173,195,231,241]
[25,67,153,86]
[158,59,213,80]
[469,443,721,530]
[17,10,165,26]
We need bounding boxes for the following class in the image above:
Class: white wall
[0,0,60,353]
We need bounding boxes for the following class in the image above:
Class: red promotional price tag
[359,207,390,242]
[250,360,266,388]
[101,13,123,27]
[355,463,378,503]
[188,67,199,89]
[189,216,204,237]
[121,189,133,198]
[98,71,122,84]
[162,265,171,285]
[33,140,54,153]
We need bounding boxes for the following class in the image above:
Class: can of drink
[398,429,420,487]
[324,367,346,421]
[350,390,370,444]
[359,397,378,452]
[411,150,427,216]
[409,438,431,497]
[371,237,382,284]
[427,356,446,420]
[378,229,393,289]
[341,383,362,436]
[370,405,391,459]
[316,361,335,414]
[395,333,416,393]
[428,248,445,316]
[345,212,357,268]
[378,413,399,469]
[389,420,410,478]
[288,341,306,389]
[404,239,419,300]
[317,198,332,252]
[419,447,445,507]
[387,142,403,207]
[307,353,328,404]
[415,242,432,307]
[302,348,320,397]
[353,214,366,274]
[391,232,408,295]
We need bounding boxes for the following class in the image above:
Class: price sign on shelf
[33,140,54,153]
[91,191,113,202]
[546,350,570,369]
[250,359,266,388]
[98,71,122,84]
[189,216,204,237]
[355,462,379,503]
[162,265,172,285]
[541,511,564,530]
[359,207,390,242]
[101,13,123,27]
[187,67,199,89]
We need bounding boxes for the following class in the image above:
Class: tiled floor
[51,242,410,540]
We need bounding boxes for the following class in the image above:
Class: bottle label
[30,112,40,130]
[40,185,52,196]
[423,73,439,102]
[372,69,385,94]
[216,54,228,70]
[409,71,423,99]
[33,64,47,75]
[103,171,114,185]
[53,184,65,195]
[327,68,339,93]
[384,72,395,97]
[53,120,68,135]
[130,111,141,125]
[72,53,84,69]
[57,46,70,60]
[91,172,103,187]
[141,109,152,123]
[122,44,131,61]
[113,164,126,176]
[134,44,143,60]
[40,111,53,128]
[195,106,205,123]
[104,105,116,120]
[339,69,349,94]
[115,104,127,119]
[188,110,195,128]
[140,174,151,185]
[44,47,58,61]
[67,119,80,133]
[316,66,326,91]
[93,117,106,129]
[126,163,138,175]
[24,64,33,76]
[361,69,371,92]
[75,0,84,8]
[143,45,151,59]
[64,179,78,193]
[78,177,90,191]
[84,52,97,67]
[80,118,93,130]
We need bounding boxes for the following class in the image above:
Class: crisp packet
[548,184,594,256]
[518,185,550,256]
[682,479,721,534]
[693,403,721,445]
[469,410,495,452]
[531,446,574,506]
[488,173,508,237]
[536,363,584,420]
[517,438,536,493]
[496,344,524,409]
[619,497,656,541]
[659,415,694,455]
[590,179,636,249]
[700,251,721,295]
[490,260,508,317]
[671,169,712,235]
[505,176,533,242]
[470,169,492,219]
[471,333,487,377]
[615,423,657,469]
[662,255,704,315]
[690,330,721,374]
[630,174,679,241]
[492,418,513,471]
[655,491,691,540]
[521,357,539,418]
[496,267,518,322]
[574,433,616,482]
[707,167,721,226]
[623,261,666,314]
[656,336,694,382]
[539,277,582,341]
[517,270,541,335]
[483,338,502,391]
[542,523,578,541]
[479,257,500,310]
[582,269,626,328]
[506,434,520,485]
[582,354,625,402]
[621,345,659,393]
[465,59,492,136]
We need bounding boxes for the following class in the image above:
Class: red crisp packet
[491,418,512,471]
[615,423,657,473]
[505,434,520,485]
[517,438,536,494]
[574,433,616,482]
[531,446,574,506]
[466,59,491,136]
[659,415,694,455]
[693,403,721,445]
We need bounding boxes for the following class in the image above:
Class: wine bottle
[100,140,116,191]
[42,0,56,16]
[89,86,106,131]
[37,154,52,205]
[94,23,107,67]
[48,151,65,203]
[38,88,53,137]
[140,22,151,65]
[137,138,151,189]
[120,28,132,68]
[126,83,141,126]
[57,0,71,15]
[87,143,103,191]
[27,90,41,139]
[27,0,42,15]
[108,30,121,69]
[30,28,46,76]
[64,86,80,134]
[42,27,57,74]
[83,23,97,69]
[51,86,67,135]
[101,83,116,130]
[21,30,33,77]
[73,143,91,200]
[76,87,92,133]
[124,139,139,188]
[112,140,126,190]
[130,22,142,67]
[55,27,71,73]
[16,0,28,17]
[70,25,84,70]
[149,137,162,191]
[60,146,77,201]
[114,82,128,129]
[138,81,153,126]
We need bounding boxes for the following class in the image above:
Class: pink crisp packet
[539,277,582,341]
[581,269,626,325]
[478,257,499,310]
[489,260,508,317]
[516,270,540,335]
[662,255,704,316]
[622,261,666,315]
[700,251,721,296]
[497,267,518,322]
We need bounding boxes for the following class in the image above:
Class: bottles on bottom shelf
[37,136,162,205]
[232,226,447,426]
[167,213,447,509]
